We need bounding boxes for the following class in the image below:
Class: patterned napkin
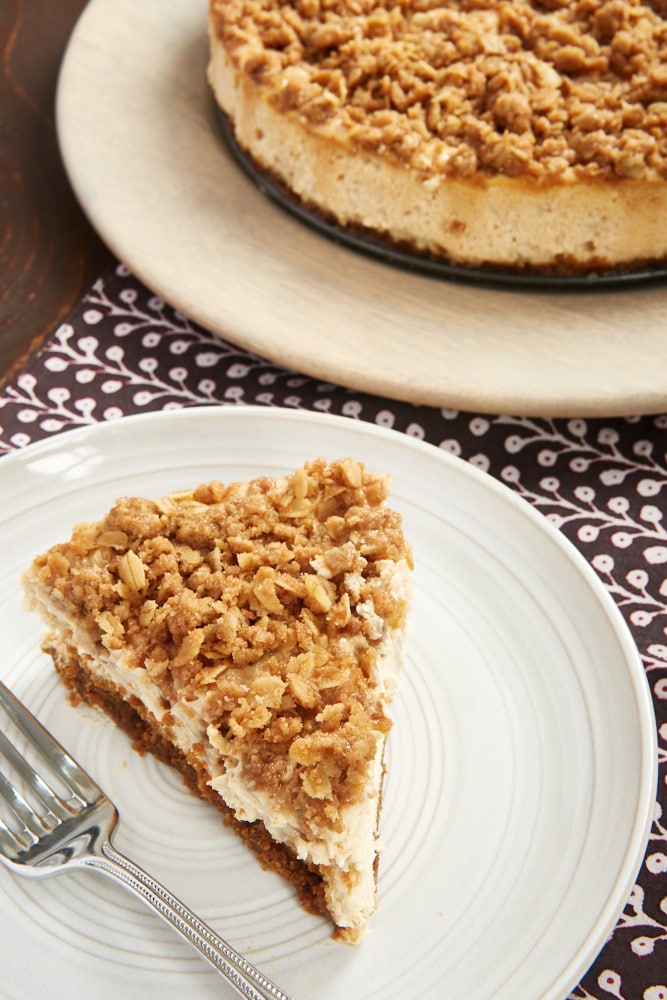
[1,262,665,1000]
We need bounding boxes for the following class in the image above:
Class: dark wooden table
[0,0,112,384]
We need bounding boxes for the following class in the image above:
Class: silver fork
[0,679,294,1000]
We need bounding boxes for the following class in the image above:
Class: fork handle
[82,840,294,1000]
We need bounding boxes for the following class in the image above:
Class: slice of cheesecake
[22,458,412,941]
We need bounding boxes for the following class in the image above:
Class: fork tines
[0,681,94,853]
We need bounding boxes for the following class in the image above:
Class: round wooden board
[56,0,667,417]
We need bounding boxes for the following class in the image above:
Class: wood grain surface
[0,0,111,382]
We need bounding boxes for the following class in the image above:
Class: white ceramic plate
[55,0,667,417]
[0,407,656,1000]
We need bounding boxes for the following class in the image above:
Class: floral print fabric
[1,263,665,1000]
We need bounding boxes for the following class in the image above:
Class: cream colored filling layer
[208,28,667,270]
[209,728,387,935]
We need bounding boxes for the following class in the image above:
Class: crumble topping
[29,459,412,838]
[210,0,667,180]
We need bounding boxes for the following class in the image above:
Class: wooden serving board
[56,0,667,417]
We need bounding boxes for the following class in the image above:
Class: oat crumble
[29,459,413,837]
[210,0,667,180]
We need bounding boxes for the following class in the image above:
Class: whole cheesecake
[207,0,667,275]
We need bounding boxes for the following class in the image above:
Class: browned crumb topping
[210,0,667,180]
[29,459,412,838]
